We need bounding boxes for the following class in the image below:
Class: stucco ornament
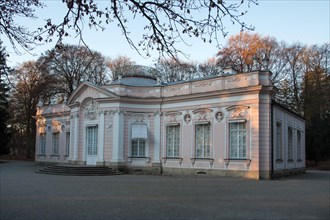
[129,113,150,123]
[184,114,191,124]
[192,108,213,121]
[215,111,224,122]
[84,100,99,120]
[227,106,249,119]
[51,120,61,133]
[165,112,182,122]
[37,117,46,134]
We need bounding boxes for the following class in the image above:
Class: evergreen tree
[0,41,11,155]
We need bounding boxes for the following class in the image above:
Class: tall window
[39,133,46,155]
[131,124,147,157]
[195,123,210,158]
[276,122,282,160]
[288,127,293,160]
[229,122,246,159]
[66,132,70,156]
[297,130,302,160]
[86,126,98,156]
[166,125,180,157]
[52,133,59,155]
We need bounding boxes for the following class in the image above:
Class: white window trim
[165,124,181,158]
[129,122,149,158]
[228,121,247,160]
[275,121,283,161]
[65,132,70,156]
[194,122,212,159]
[287,126,294,161]
[52,132,59,155]
[39,133,46,155]
[86,125,98,156]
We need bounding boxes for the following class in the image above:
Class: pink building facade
[35,70,305,179]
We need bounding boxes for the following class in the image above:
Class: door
[86,125,98,165]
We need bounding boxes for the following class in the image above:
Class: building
[35,69,305,179]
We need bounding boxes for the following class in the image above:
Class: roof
[110,76,158,87]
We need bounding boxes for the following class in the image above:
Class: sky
[3,0,330,68]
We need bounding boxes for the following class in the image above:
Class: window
[131,139,146,157]
[166,125,180,157]
[39,133,46,155]
[276,122,282,160]
[66,132,70,156]
[288,127,293,160]
[131,124,147,157]
[297,130,302,160]
[229,122,246,159]
[195,123,210,158]
[86,126,98,156]
[52,133,59,155]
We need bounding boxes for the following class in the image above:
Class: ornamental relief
[226,106,249,119]
[37,117,46,134]
[84,100,99,120]
[215,111,224,122]
[193,80,220,88]
[192,108,213,121]
[129,113,150,123]
[51,120,61,133]
[164,111,182,122]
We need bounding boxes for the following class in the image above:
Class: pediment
[67,82,118,105]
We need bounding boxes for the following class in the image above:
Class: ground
[0,161,329,220]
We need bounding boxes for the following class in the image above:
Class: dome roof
[110,65,159,87]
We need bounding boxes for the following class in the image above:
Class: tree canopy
[0,41,11,154]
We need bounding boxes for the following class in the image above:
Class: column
[112,110,124,162]
[153,112,161,163]
[98,110,105,164]
[73,112,79,161]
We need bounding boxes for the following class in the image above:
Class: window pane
[195,124,210,158]
[229,122,246,159]
[52,133,59,155]
[288,127,293,159]
[166,125,180,157]
[86,126,98,156]
[276,123,282,160]
[297,131,301,160]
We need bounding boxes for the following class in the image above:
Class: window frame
[228,120,247,159]
[165,124,181,158]
[86,125,98,156]
[194,122,211,159]
[297,130,302,161]
[275,121,283,161]
[65,132,70,156]
[39,133,46,155]
[130,123,148,158]
[287,126,293,161]
[52,132,59,155]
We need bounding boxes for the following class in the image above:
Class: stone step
[36,165,122,176]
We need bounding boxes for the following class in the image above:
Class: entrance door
[86,125,98,165]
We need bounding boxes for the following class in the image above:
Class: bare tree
[216,32,287,84]
[107,56,136,80]
[9,61,54,157]
[155,58,196,83]
[2,0,257,58]
[38,44,109,102]
[0,0,43,53]
[197,58,219,77]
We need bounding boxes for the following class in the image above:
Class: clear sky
[3,0,330,68]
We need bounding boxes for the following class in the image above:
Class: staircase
[36,164,121,176]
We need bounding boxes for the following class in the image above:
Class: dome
[111,65,159,87]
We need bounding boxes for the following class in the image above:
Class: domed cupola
[111,65,159,87]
